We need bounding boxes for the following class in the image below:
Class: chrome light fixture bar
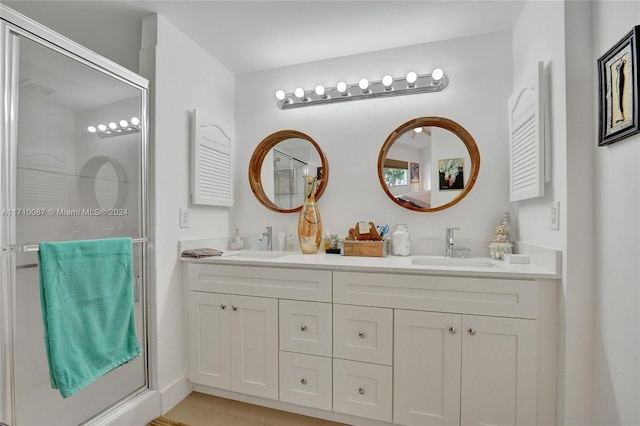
[276,69,448,110]
[87,116,141,138]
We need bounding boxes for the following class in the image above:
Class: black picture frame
[598,25,640,146]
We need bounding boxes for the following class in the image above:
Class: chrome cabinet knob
[220,304,226,310]
[232,305,238,311]
[358,387,366,395]
[468,328,476,335]
[358,331,366,338]
[300,325,307,332]
[448,326,456,334]
[300,378,307,385]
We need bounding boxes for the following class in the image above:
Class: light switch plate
[180,208,190,228]
[550,201,559,230]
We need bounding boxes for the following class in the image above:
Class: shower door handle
[134,275,141,302]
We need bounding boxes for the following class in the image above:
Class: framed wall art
[598,25,640,146]
[438,158,464,190]
[410,162,419,183]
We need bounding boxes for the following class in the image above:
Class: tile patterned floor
[163,392,350,426]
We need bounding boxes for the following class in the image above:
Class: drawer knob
[358,387,366,395]
[448,326,456,334]
[468,328,476,335]
[300,325,307,332]
[300,378,307,385]
[232,305,238,311]
[220,304,226,310]
[358,331,366,338]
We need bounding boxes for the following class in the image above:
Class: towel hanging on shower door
[38,237,141,398]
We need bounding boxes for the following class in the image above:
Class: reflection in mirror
[78,155,129,210]
[249,130,328,213]
[378,117,480,212]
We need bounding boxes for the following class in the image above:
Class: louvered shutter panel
[191,109,233,206]
[508,62,546,202]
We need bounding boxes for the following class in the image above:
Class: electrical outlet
[550,201,559,230]
[179,208,190,228]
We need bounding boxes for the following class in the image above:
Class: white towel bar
[2,237,147,253]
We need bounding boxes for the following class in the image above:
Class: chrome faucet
[445,227,460,258]
[259,226,273,251]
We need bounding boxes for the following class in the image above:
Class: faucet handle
[446,226,460,233]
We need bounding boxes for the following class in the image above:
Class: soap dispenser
[229,228,244,250]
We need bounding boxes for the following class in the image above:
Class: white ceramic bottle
[391,224,411,256]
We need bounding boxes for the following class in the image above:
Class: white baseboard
[160,376,193,414]
[84,376,192,426]
[86,389,160,426]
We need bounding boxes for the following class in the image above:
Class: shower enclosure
[1,8,149,426]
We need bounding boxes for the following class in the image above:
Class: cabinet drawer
[279,300,332,356]
[187,264,331,301]
[279,351,332,411]
[333,359,392,422]
[333,304,393,366]
[334,271,539,319]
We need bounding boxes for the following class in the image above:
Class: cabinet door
[230,295,279,399]
[188,292,231,389]
[394,310,462,426]
[461,316,537,426]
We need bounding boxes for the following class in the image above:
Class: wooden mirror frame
[377,117,480,212]
[249,130,329,213]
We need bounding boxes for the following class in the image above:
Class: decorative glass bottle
[391,224,411,256]
[298,175,322,254]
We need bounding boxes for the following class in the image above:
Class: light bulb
[294,87,305,99]
[406,71,418,86]
[98,124,107,132]
[87,126,97,133]
[119,119,129,128]
[315,84,325,97]
[275,89,286,101]
[130,117,140,126]
[432,68,444,81]
[108,122,118,130]
[336,81,347,94]
[358,78,370,92]
[414,127,423,133]
[382,75,393,89]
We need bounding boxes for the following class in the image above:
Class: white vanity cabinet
[186,264,332,402]
[279,299,333,410]
[188,291,278,399]
[393,310,537,426]
[185,261,557,426]
[334,271,556,426]
[332,304,394,422]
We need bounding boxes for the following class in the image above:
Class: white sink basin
[411,256,500,268]
[231,251,290,259]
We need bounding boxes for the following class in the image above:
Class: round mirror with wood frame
[377,117,480,212]
[249,130,328,213]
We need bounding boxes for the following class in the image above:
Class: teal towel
[38,237,141,398]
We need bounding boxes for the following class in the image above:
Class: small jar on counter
[391,224,411,256]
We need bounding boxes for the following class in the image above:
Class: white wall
[512,2,597,425]
[139,14,234,409]
[592,2,640,425]
[234,31,513,251]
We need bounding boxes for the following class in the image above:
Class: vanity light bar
[87,117,141,138]
[275,69,448,110]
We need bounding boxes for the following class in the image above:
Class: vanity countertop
[180,249,560,280]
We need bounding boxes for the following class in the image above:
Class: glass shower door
[1,27,148,426]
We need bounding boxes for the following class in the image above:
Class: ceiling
[4,1,526,75]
